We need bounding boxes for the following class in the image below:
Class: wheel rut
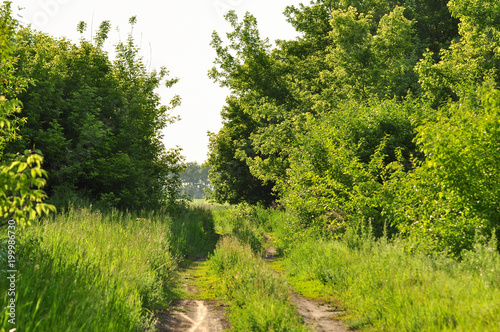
[157,299,228,332]
[156,257,230,332]
[265,236,350,332]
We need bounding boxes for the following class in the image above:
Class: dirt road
[157,299,229,332]
[159,243,350,332]
[265,238,350,332]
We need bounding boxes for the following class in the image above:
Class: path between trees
[159,245,350,331]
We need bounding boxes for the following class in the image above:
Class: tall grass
[208,236,309,331]
[0,205,217,332]
[281,227,500,331]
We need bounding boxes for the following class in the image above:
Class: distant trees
[7,16,184,210]
[179,162,211,199]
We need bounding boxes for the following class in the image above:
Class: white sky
[15,0,305,163]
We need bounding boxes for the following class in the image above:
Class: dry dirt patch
[156,257,230,332]
[291,294,349,332]
[156,299,229,332]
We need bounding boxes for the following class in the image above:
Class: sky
[16,0,306,163]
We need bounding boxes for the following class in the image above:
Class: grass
[0,204,218,332]
[192,204,310,331]
[207,236,310,331]
[278,226,500,331]
[5,200,495,331]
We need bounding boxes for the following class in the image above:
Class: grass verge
[207,236,310,331]
[0,205,218,332]
[280,227,500,331]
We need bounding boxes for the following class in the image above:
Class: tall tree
[208,0,457,204]
[9,18,184,209]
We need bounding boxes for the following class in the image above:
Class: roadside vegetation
[280,227,500,331]
[218,205,500,331]
[1,0,499,331]
[205,205,310,331]
[0,205,217,331]
[205,1,500,329]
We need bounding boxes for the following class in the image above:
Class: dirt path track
[157,299,229,332]
[265,238,350,332]
[291,294,349,332]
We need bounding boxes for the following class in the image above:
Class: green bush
[385,81,500,254]
[279,98,420,238]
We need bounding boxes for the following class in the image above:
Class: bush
[386,81,500,255]
[279,98,420,238]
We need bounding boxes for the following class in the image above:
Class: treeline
[180,162,211,199]
[206,0,499,255]
[1,3,185,212]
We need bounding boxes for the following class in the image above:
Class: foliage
[0,2,54,229]
[180,161,210,199]
[279,98,421,238]
[280,81,499,254]
[207,0,458,205]
[385,81,500,254]
[9,18,183,210]
[206,97,276,206]
[416,0,500,106]
[207,0,498,257]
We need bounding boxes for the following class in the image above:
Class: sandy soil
[156,257,231,332]
[291,294,349,332]
[156,299,230,332]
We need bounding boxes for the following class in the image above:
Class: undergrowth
[0,205,217,332]
[280,226,500,331]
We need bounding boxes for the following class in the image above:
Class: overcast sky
[16,0,305,163]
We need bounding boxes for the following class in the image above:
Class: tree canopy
[5,15,185,210]
[207,0,499,255]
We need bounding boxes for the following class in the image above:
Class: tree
[207,1,445,203]
[0,2,54,228]
[206,97,276,206]
[416,0,500,106]
[9,17,184,210]
[179,162,210,199]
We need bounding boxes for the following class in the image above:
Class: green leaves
[416,0,500,106]
[0,151,56,228]
[0,4,54,228]
[7,17,184,210]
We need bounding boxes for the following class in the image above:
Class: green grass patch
[280,230,500,331]
[207,236,310,331]
[0,205,218,332]
[174,259,220,301]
